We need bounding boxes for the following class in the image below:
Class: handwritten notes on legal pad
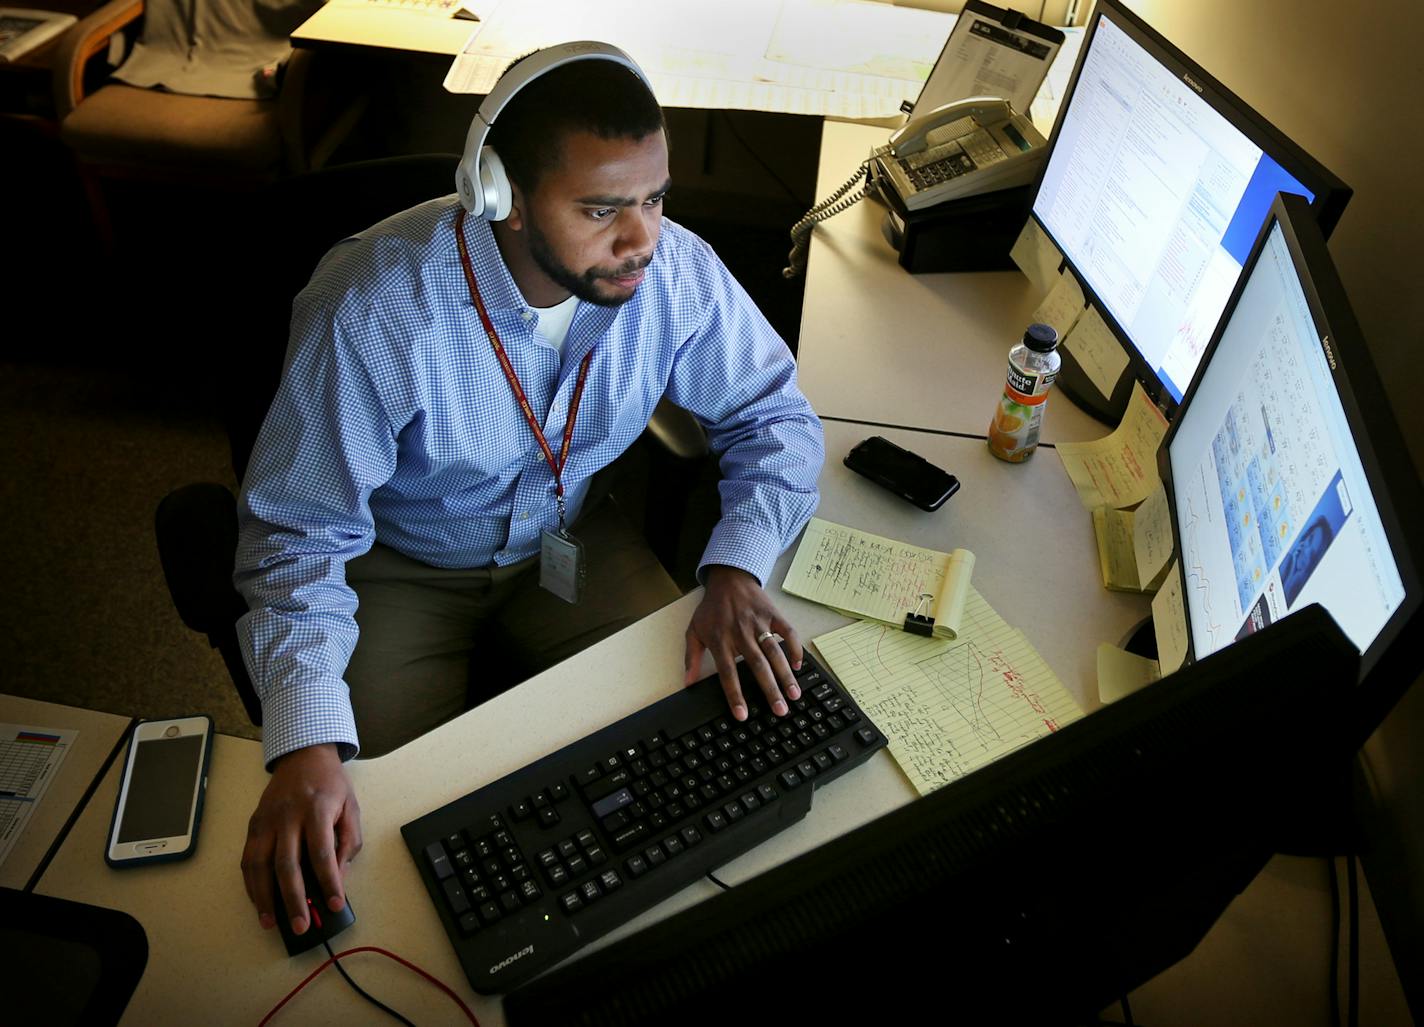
[784,518,975,640]
[814,591,1083,796]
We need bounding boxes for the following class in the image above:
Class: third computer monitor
[1160,192,1419,682]
[1030,0,1350,422]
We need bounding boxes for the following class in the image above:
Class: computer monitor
[1160,191,1422,700]
[1029,0,1351,424]
[503,605,1358,1025]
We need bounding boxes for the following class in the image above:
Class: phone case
[845,438,959,511]
[104,715,215,869]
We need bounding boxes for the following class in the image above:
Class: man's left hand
[685,565,803,721]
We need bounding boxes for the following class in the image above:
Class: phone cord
[783,160,871,279]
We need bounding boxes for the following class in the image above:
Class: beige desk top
[32,427,1144,1023]
[796,121,1110,445]
[0,694,132,891]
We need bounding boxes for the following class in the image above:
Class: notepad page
[813,593,1084,796]
[784,517,972,630]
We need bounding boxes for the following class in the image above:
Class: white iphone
[105,716,214,868]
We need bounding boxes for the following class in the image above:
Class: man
[235,51,824,939]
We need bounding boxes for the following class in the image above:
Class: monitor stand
[1055,341,1135,427]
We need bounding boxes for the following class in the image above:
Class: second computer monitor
[1030,0,1350,422]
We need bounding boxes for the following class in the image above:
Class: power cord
[259,944,481,1026]
[323,938,415,1026]
[1328,853,1361,1027]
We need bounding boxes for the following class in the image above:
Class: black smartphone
[844,436,960,511]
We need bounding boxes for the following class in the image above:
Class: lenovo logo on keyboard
[490,944,535,976]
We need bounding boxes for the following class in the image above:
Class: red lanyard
[455,209,593,523]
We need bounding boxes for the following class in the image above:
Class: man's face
[518,129,671,308]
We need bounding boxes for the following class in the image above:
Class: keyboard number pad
[427,813,540,932]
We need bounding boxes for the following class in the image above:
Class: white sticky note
[1031,269,1086,342]
[1063,306,1129,400]
[1151,560,1189,675]
[1010,218,1063,297]
[1096,643,1161,703]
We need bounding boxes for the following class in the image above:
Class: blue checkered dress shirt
[235,198,824,767]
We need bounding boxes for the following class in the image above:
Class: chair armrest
[52,0,144,120]
[646,398,709,461]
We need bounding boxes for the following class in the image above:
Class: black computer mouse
[273,853,356,957]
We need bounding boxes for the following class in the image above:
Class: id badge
[540,528,585,604]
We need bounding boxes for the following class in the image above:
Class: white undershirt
[531,294,580,354]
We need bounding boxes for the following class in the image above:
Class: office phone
[784,97,1047,277]
[871,97,1047,210]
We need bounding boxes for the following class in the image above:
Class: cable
[323,938,415,1026]
[1120,994,1135,1026]
[1329,856,1342,1027]
[259,945,481,1026]
[706,870,732,891]
[782,160,872,278]
[1346,852,1359,1027]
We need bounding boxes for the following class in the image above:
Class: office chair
[154,153,712,727]
[52,0,368,245]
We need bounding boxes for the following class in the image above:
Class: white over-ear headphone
[455,40,653,221]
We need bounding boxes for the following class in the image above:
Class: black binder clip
[903,593,936,637]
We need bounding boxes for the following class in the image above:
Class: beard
[525,212,651,308]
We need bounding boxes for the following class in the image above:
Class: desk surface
[33,425,1144,1022]
[0,694,131,891]
[795,121,1111,444]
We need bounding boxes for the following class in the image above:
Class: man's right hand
[241,743,363,935]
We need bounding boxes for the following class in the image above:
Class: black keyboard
[401,644,886,993]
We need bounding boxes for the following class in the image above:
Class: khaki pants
[344,500,680,756]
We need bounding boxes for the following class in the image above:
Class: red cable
[259,944,481,1026]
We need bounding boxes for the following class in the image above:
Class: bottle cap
[1023,323,1059,352]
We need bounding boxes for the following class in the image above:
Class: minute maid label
[1006,361,1054,402]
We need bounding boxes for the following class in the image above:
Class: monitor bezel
[1027,0,1352,422]
[1157,191,1423,683]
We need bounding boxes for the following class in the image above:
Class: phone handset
[872,96,1047,213]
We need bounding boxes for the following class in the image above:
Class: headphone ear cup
[479,146,513,222]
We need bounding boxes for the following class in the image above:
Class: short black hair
[486,54,667,196]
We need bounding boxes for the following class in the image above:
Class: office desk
[796,121,1109,444]
[0,694,132,891]
[293,3,477,57]
[33,420,1144,1022]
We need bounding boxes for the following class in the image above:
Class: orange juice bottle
[988,323,1060,462]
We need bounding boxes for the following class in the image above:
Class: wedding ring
[756,630,775,644]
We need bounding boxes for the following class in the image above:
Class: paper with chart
[0,723,76,868]
[814,592,1083,795]
[443,0,950,118]
[784,518,975,639]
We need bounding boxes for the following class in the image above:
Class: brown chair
[52,0,367,241]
